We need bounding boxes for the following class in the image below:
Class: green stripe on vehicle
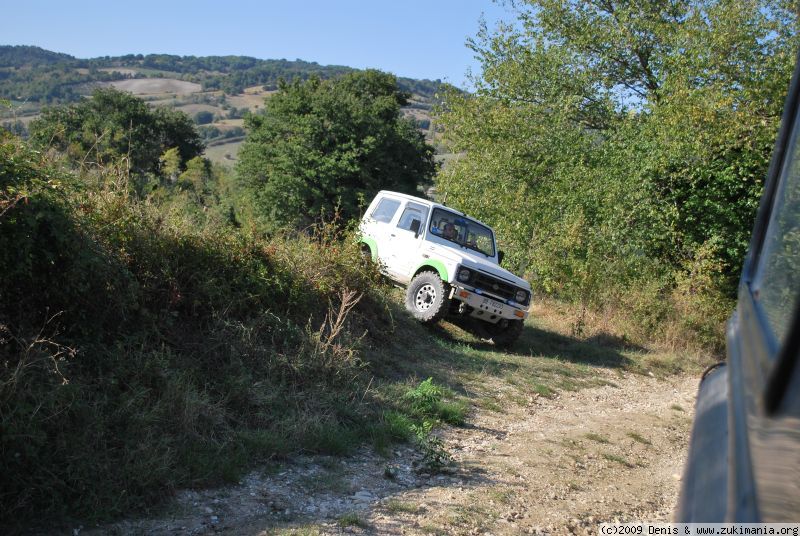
[414,259,448,281]
[360,237,378,262]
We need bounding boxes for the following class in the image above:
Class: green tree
[178,156,212,200]
[236,70,436,230]
[29,87,203,174]
[159,147,181,181]
[437,0,798,304]
[435,0,798,348]
[194,110,214,125]
[152,106,205,168]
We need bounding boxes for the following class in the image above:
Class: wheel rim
[414,284,436,311]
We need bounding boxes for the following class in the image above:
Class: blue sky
[3,1,514,88]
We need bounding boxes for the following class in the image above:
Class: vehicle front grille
[473,272,519,302]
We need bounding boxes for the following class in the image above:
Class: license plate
[482,297,504,311]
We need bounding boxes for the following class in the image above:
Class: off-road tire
[360,244,373,263]
[480,318,524,349]
[405,271,450,324]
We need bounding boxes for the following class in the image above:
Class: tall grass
[0,137,396,528]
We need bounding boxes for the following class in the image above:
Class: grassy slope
[372,294,705,420]
[203,139,243,165]
[0,137,704,532]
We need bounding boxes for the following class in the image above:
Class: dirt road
[91,369,697,535]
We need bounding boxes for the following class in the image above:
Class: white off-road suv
[359,190,531,347]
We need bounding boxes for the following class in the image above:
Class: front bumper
[450,286,529,323]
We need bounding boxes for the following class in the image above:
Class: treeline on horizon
[0,44,444,103]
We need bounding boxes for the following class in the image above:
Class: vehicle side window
[752,105,800,350]
[397,202,429,232]
[371,198,401,224]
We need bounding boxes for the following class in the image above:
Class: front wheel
[404,271,450,324]
[479,318,524,349]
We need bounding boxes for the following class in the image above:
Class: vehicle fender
[413,259,449,281]
[359,237,378,262]
[674,363,729,522]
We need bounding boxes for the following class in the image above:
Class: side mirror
[498,250,505,265]
[410,219,421,238]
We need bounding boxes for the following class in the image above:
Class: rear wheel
[404,271,450,324]
[360,244,373,262]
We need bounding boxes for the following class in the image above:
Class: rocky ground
[83,369,697,536]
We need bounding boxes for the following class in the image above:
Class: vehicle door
[386,201,430,281]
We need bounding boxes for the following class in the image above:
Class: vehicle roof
[376,189,469,220]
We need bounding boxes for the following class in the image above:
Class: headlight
[515,290,528,303]
[458,268,471,282]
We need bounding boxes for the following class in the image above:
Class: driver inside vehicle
[443,223,457,240]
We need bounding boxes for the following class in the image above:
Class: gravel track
[86,369,697,535]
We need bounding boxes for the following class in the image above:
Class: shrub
[402,377,467,426]
[0,136,397,528]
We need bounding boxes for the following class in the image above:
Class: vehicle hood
[425,243,530,290]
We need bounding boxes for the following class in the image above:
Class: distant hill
[0,45,75,67]
[0,45,445,166]
[0,45,444,103]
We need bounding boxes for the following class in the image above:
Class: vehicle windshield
[429,207,496,257]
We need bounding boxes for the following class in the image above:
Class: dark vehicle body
[676,51,800,522]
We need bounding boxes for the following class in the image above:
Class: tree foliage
[438,0,798,308]
[435,0,798,348]
[28,87,203,174]
[236,70,436,230]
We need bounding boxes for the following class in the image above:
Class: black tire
[479,318,524,349]
[405,271,450,324]
[360,244,373,262]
